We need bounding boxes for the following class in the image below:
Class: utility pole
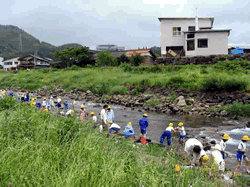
[19,33,22,52]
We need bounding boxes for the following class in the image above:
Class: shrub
[69,65,81,70]
[167,76,186,88]
[165,65,181,72]
[225,103,250,117]
[110,86,129,95]
[145,99,161,106]
[97,51,117,66]
[202,75,249,92]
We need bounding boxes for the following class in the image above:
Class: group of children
[1,91,250,174]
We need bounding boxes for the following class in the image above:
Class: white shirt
[110,123,120,129]
[42,101,47,106]
[66,109,73,116]
[211,150,225,171]
[184,138,203,154]
[220,140,226,151]
[100,109,107,122]
[177,126,186,136]
[92,116,97,123]
[57,98,61,103]
[238,141,247,151]
[166,126,174,132]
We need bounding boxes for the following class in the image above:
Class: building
[159,17,231,57]
[125,49,156,66]
[2,57,20,71]
[18,54,51,69]
[96,44,125,51]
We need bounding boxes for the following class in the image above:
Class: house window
[188,26,195,31]
[198,39,208,48]
[187,40,195,51]
[173,27,181,36]
[187,34,195,39]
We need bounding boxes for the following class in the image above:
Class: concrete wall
[160,18,213,55]
[184,32,229,56]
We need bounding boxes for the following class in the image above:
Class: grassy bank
[0,60,250,94]
[0,97,225,186]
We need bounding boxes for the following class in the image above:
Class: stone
[93,104,102,108]
[86,90,92,95]
[144,95,153,101]
[220,110,228,116]
[176,96,187,106]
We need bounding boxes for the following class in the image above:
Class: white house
[2,57,20,71]
[158,17,231,57]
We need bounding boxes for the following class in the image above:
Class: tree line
[54,46,161,67]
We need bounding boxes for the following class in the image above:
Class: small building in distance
[125,48,156,66]
[2,57,20,71]
[96,44,125,51]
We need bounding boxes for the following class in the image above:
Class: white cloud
[143,0,187,11]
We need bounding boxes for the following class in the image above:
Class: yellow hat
[44,109,48,112]
[109,121,113,124]
[143,113,148,117]
[202,155,209,161]
[242,135,250,141]
[178,122,183,126]
[91,112,94,115]
[44,97,46,100]
[169,123,174,126]
[128,122,132,126]
[223,134,230,140]
[81,105,85,109]
[59,96,61,98]
[108,106,111,109]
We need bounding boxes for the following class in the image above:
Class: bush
[165,65,181,72]
[110,86,129,95]
[167,76,186,88]
[202,75,249,92]
[213,60,250,73]
[225,103,250,117]
[69,65,81,70]
[97,51,117,66]
[145,99,160,106]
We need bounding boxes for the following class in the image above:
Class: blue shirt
[139,117,148,130]
[123,125,135,136]
[106,109,115,123]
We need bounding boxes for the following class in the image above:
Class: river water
[15,94,250,172]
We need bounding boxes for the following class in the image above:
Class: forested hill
[0,25,82,60]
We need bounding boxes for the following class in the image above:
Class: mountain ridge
[0,24,83,60]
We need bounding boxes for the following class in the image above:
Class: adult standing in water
[106,106,115,124]
[80,105,86,122]
[139,113,149,141]
[100,104,108,131]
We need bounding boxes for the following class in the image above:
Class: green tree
[54,46,93,68]
[129,53,145,66]
[120,54,129,63]
[97,51,117,66]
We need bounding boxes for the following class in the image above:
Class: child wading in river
[235,135,250,174]
[175,122,186,145]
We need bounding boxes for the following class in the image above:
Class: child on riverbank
[220,134,230,159]
[235,135,250,174]
[160,123,176,146]
[175,122,186,145]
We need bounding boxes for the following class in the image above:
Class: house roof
[158,17,214,27]
[125,49,156,58]
[183,29,231,33]
[19,54,50,62]
[3,57,20,62]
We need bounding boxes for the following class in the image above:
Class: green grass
[0,96,228,186]
[0,60,250,94]
[219,102,250,117]
[145,99,161,106]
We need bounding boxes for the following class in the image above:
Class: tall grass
[0,97,222,186]
[0,61,250,94]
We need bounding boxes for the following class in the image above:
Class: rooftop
[183,29,231,33]
[158,17,214,21]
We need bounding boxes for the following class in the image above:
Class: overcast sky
[1,0,249,49]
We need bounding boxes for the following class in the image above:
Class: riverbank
[1,61,250,119]
[4,85,250,120]
[0,97,233,187]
